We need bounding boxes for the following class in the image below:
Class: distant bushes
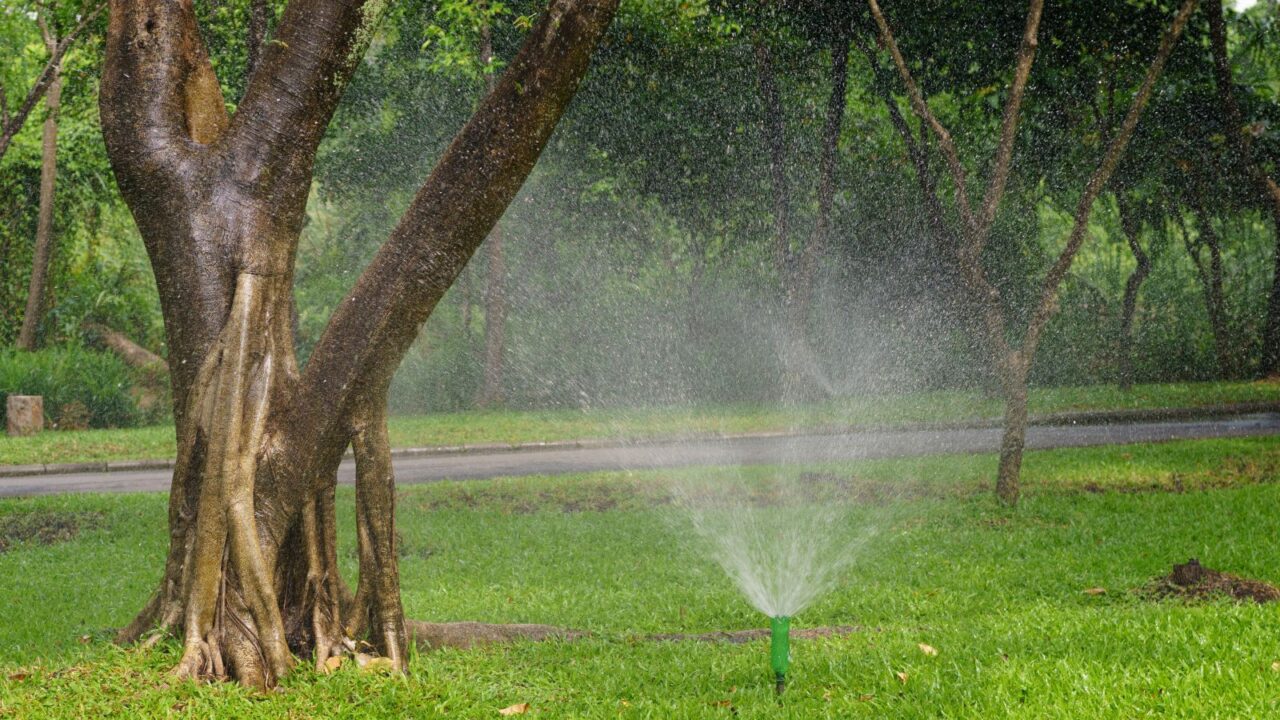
[0,347,167,429]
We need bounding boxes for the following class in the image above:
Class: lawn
[2,436,1280,717]
[3,378,1279,467]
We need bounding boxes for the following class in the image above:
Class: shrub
[0,346,160,429]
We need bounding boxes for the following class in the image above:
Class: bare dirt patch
[1137,558,1280,604]
[650,626,867,644]
[0,511,101,553]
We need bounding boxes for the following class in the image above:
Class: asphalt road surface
[4,413,1279,497]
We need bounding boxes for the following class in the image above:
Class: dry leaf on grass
[918,643,938,656]
[1272,661,1280,672]
[1083,587,1107,596]
[896,671,909,684]
[7,673,28,682]
[321,656,344,674]
[498,702,530,715]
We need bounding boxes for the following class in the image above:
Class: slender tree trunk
[1187,205,1233,377]
[1205,0,1280,374]
[995,354,1029,506]
[478,18,507,408]
[17,25,62,351]
[752,34,791,292]
[101,0,618,688]
[1116,196,1151,389]
[479,225,507,406]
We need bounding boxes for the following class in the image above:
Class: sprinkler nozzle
[770,616,791,694]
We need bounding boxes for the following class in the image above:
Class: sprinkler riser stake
[770,615,791,694]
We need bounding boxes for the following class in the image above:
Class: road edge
[3,400,1278,479]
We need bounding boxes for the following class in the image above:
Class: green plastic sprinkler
[770,616,791,694]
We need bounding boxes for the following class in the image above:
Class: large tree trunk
[1204,0,1280,374]
[16,24,62,351]
[101,0,617,688]
[1116,196,1151,389]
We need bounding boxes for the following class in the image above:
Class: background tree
[868,0,1200,504]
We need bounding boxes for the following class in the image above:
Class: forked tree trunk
[16,24,62,351]
[101,0,617,688]
[1186,206,1234,377]
[1116,196,1151,389]
[868,0,1199,505]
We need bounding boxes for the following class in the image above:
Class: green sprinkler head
[770,615,791,695]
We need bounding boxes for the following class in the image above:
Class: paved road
[4,413,1279,497]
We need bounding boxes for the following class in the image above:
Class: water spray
[770,615,790,694]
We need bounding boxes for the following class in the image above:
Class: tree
[15,14,63,351]
[1205,0,1280,374]
[0,2,103,163]
[868,0,1199,505]
[100,0,618,688]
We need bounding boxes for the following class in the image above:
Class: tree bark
[995,354,1029,506]
[478,15,507,408]
[101,0,618,688]
[1204,0,1280,374]
[1116,196,1151,389]
[17,22,62,351]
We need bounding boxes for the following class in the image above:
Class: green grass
[3,436,1280,717]
[4,379,1279,467]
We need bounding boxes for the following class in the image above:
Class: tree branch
[223,0,379,192]
[852,32,954,251]
[100,0,227,187]
[0,2,104,162]
[1020,0,1199,358]
[866,0,975,233]
[286,0,619,455]
[975,0,1044,239]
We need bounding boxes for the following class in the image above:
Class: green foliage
[0,346,158,429]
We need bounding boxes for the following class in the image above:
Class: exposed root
[349,397,409,670]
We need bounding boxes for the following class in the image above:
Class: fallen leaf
[321,655,344,674]
[896,671,909,684]
[858,693,875,702]
[710,699,733,708]
[918,643,938,656]
[7,673,28,682]
[498,703,530,716]
[1083,587,1107,596]
[78,635,92,644]
[1271,661,1280,672]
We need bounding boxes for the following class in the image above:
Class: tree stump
[6,395,43,436]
